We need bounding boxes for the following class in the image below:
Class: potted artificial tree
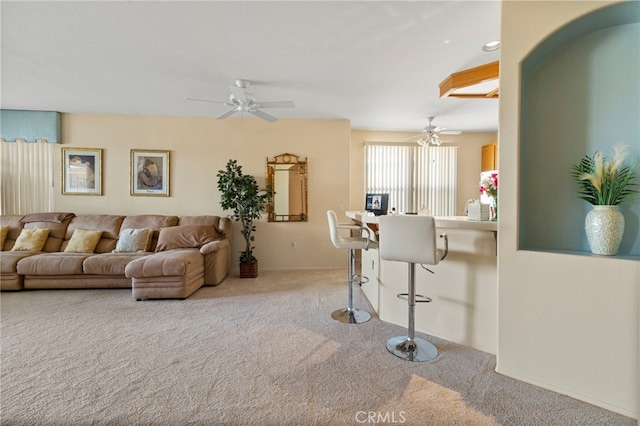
[217,159,273,278]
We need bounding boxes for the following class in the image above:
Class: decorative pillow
[64,229,103,253]
[0,225,9,249]
[113,228,153,253]
[155,225,224,252]
[11,228,50,252]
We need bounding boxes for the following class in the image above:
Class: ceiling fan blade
[439,130,462,135]
[215,107,239,120]
[403,133,424,141]
[250,109,278,123]
[183,97,230,105]
[256,101,295,109]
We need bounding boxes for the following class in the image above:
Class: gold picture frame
[130,149,170,196]
[62,147,103,195]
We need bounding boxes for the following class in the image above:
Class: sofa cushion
[12,228,50,252]
[62,215,125,253]
[19,212,75,224]
[0,215,25,251]
[155,225,225,252]
[125,249,202,278]
[120,215,179,251]
[23,217,74,252]
[83,252,150,275]
[64,229,103,253]
[179,215,220,226]
[16,253,91,275]
[1,251,39,274]
[114,228,153,253]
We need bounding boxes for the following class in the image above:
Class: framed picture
[62,148,103,195]
[130,149,170,196]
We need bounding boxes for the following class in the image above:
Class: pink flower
[479,173,498,198]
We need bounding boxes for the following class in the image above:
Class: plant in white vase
[571,144,638,255]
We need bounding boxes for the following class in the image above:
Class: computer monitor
[365,193,389,216]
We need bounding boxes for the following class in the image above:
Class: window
[365,143,457,215]
[1,140,55,214]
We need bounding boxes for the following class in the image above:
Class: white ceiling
[0,1,501,133]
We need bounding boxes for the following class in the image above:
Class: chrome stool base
[331,246,371,324]
[331,308,371,324]
[386,336,438,362]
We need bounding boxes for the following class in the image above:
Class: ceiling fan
[184,79,295,123]
[409,116,462,146]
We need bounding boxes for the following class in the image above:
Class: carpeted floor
[0,269,635,425]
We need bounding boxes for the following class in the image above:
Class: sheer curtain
[365,143,457,215]
[1,140,55,214]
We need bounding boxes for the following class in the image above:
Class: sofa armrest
[199,239,228,255]
[200,239,231,285]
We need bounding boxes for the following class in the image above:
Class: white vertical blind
[1,140,55,214]
[365,143,456,215]
[425,145,457,215]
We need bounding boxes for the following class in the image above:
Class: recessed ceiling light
[482,40,500,52]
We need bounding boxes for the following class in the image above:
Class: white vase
[584,205,625,256]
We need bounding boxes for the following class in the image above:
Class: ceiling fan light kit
[418,134,444,146]
[185,79,295,123]
[412,116,460,147]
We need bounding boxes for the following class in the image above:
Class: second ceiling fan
[185,79,295,123]
[408,116,462,146]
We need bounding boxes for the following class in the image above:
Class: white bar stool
[326,210,377,324]
[378,215,448,361]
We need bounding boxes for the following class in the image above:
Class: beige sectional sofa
[0,212,231,299]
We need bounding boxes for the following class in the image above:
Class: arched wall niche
[519,1,640,258]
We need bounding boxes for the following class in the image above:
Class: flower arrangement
[480,172,498,199]
[571,144,638,205]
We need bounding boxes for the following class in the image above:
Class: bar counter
[346,211,498,354]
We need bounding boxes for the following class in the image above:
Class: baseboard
[494,366,638,420]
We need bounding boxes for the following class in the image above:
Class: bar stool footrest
[396,293,432,303]
[352,274,369,286]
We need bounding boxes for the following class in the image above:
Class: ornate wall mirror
[267,153,308,222]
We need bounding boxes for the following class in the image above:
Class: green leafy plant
[571,144,638,205]
[217,159,274,264]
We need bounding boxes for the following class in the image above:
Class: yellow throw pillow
[113,228,153,253]
[0,225,9,249]
[11,228,50,252]
[64,229,103,253]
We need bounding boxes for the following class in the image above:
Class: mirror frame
[266,153,308,222]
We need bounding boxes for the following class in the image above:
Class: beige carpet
[0,269,634,425]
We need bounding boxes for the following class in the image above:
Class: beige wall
[55,115,494,271]
[350,130,497,214]
[499,0,638,418]
[56,114,351,270]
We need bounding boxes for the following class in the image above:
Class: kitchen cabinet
[481,142,498,171]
